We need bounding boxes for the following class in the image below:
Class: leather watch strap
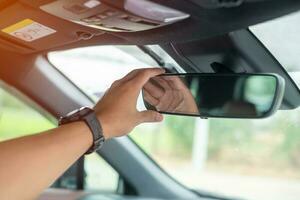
[84,111,105,154]
[58,107,105,154]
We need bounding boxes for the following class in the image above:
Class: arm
[0,68,164,200]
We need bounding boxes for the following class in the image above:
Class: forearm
[0,68,164,200]
[0,121,92,200]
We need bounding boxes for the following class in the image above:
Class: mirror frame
[143,73,285,119]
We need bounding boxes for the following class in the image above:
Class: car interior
[0,0,300,200]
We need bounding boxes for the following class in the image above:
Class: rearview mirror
[142,73,285,118]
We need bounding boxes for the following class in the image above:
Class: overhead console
[40,0,190,32]
[0,0,190,54]
[0,0,296,54]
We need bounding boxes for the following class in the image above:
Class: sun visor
[0,1,109,54]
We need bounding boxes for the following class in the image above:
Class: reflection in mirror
[143,75,199,114]
[142,74,284,118]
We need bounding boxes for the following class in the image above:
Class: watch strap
[59,107,105,154]
[84,111,105,154]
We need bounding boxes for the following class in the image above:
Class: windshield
[49,46,158,101]
[251,11,300,88]
[48,15,300,199]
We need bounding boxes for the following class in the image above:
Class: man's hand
[94,68,165,139]
[0,68,165,200]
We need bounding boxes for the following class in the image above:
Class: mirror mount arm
[211,62,237,74]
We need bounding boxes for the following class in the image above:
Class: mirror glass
[142,74,282,118]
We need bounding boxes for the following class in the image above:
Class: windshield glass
[49,43,300,199]
[48,46,157,101]
[251,11,300,88]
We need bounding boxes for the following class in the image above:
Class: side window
[84,153,119,191]
[52,153,119,192]
[0,85,54,141]
[0,84,119,193]
[130,108,300,200]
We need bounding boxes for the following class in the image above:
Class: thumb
[138,110,164,123]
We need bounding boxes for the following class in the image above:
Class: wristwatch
[58,107,105,154]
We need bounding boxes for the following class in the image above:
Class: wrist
[74,121,94,147]
[59,107,105,154]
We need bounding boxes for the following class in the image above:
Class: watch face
[61,107,93,123]
[65,107,91,116]
[79,107,93,116]
[66,108,80,117]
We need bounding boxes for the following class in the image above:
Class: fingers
[129,68,165,89]
[167,90,184,111]
[143,76,186,112]
[110,70,142,88]
[153,77,176,110]
[117,69,142,83]
[138,110,164,123]
[143,89,160,107]
[153,77,173,90]
[164,76,187,90]
[173,95,185,112]
[143,80,164,99]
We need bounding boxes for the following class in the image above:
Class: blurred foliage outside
[131,110,300,179]
[0,88,55,141]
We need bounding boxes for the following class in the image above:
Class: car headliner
[0,2,299,199]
